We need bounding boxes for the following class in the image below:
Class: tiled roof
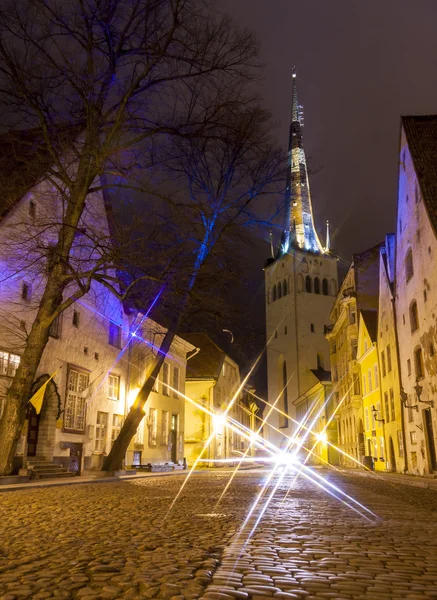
[402,115,437,237]
[182,333,226,380]
[0,124,83,222]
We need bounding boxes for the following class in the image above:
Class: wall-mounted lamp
[414,380,434,408]
[371,405,385,424]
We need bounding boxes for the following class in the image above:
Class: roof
[0,124,83,222]
[182,333,226,380]
[360,309,378,343]
[310,368,331,383]
[402,115,437,237]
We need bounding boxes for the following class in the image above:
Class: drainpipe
[375,342,388,471]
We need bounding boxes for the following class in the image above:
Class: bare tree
[103,102,284,470]
[0,0,263,475]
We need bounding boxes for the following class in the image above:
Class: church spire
[282,69,322,255]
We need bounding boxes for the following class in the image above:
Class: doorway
[389,436,396,472]
[170,414,178,463]
[424,409,437,472]
[62,442,82,474]
[26,405,40,457]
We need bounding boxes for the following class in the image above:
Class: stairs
[26,456,76,480]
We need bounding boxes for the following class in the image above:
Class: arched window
[272,285,277,302]
[405,248,414,282]
[409,300,419,333]
[277,283,282,300]
[330,279,337,296]
[314,277,320,294]
[305,275,312,293]
[322,278,329,295]
[414,346,424,379]
[282,279,287,296]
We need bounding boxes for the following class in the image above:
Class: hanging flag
[28,369,60,414]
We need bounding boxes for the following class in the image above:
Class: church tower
[264,71,338,449]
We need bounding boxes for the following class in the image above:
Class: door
[424,409,437,472]
[170,414,178,463]
[27,405,40,457]
[64,442,83,474]
[389,437,396,472]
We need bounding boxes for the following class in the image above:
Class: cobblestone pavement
[1,470,437,600]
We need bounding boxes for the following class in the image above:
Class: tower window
[277,284,282,300]
[305,276,312,293]
[272,285,277,302]
[405,248,414,282]
[282,279,287,296]
[322,278,328,295]
[310,323,315,333]
[314,277,320,294]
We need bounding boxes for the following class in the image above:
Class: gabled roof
[402,115,437,237]
[360,309,378,343]
[0,124,83,222]
[182,333,227,380]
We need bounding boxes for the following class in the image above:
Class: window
[21,281,31,302]
[95,411,108,452]
[410,300,419,333]
[408,405,414,423]
[407,359,411,376]
[350,310,356,324]
[389,388,395,422]
[111,414,123,445]
[0,350,20,377]
[272,285,277,302]
[277,284,282,300]
[410,430,417,445]
[322,278,329,295]
[72,310,80,328]
[305,276,312,293]
[172,366,179,398]
[414,347,424,379]
[387,345,392,372]
[148,407,158,446]
[64,368,89,432]
[284,326,288,335]
[367,369,372,392]
[374,364,379,388]
[314,277,320,294]
[353,376,360,395]
[384,391,390,422]
[108,374,120,401]
[405,248,414,282]
[132,451,142,467]
[363,375,367,396]
[109,321,122,348]
[397,430,404,458]
[29,200,36,219]
[430,343,435,357]
[310,323,315,333]
[381,351,386,377]
[49,314,62,339]
[162,362,170,395]
[365,407,369,431]
[282,280,287,296]
[136,417,144,444]
[424,289,428,302]
[161,410,169,445]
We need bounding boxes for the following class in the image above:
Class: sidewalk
[0,464,263,493]
[336,466,437,490]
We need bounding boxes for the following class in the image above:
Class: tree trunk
[102,325,178,471]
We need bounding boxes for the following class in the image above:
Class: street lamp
[414,380,434,408]
[400,380,434,411]
[400,388,418,412]
[371,405,385,424]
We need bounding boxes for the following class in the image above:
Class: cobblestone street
[1,470,437,600]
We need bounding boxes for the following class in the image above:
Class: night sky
[219,0,437,264]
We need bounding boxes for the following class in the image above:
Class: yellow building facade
[357,311,385,471]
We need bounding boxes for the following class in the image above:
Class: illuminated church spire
[282,69,322,254]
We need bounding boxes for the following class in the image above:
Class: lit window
[95,411,108,452]
[410,430,417,445]
[109,321,122,348]
[132,451,142,466]
[148,407,158,446]
[172,366,179,398]
[111,414,123,445]
[64,368,88,432]
[161,410,169,445]
[108,374,120,401]
[162,362,170,396]
[0,351,20,377]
